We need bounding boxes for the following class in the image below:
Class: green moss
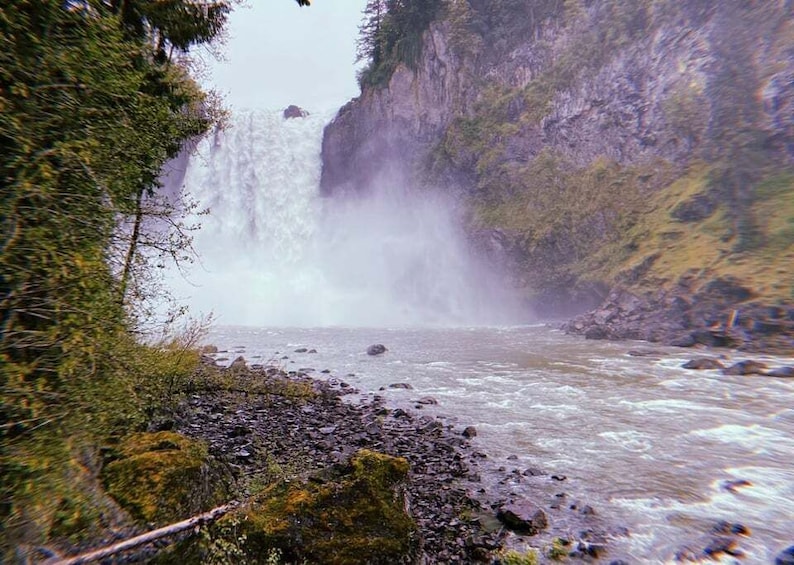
[227,449,416,565]
[496,548,540,565]
[547,537,571,560]
[101,432,221,525]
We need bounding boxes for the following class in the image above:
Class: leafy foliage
[357,0,444,87]
[0,0,235,554]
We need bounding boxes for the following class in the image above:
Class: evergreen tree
[357,0,388,65]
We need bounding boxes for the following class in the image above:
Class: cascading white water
[166,109,521,327]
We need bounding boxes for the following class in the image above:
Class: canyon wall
[321,0,794,350]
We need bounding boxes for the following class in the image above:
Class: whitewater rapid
[203,325,794,564]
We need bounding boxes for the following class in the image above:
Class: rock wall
[321,0,794,351]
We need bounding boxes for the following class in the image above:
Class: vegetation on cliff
[345,0,793,334]
[357,0,444,87]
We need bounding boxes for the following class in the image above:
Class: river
[202,324,794,563]
[165,109,793,562]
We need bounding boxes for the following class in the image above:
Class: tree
[357,0,443,86]
[357,0,388,65]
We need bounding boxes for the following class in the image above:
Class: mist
[165,110,523,327]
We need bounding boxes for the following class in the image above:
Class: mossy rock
[230,449,417,564]
[101,432,223,525]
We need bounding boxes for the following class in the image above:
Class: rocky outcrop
[282,104,308,119]
[321,23,473,194]
[563,280,794,353]
[320,1,793,350]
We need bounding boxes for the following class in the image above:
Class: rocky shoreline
[563,280,794,355]
[139,356,625,564]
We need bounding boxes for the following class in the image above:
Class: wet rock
[294,347,308,353]
[416,397,438,405]
[462,426,477,438]
[682,358,725,370]
[585,326,607,340]
[720,479,752,493]
[230,355,247,369]
[703,536,743,558]
[551,475,567,481]
[711,520,750,535]
[496,502,548,534]
[671,334,696,347]
[722,360,768,375]
[283,104,309,119]
[389,382,413,389]
[522,468,545,476]
[308,348,317,353]
[690,329,729,347]
[367,344,388,355]
[627,348,665,357]
[776,545,794,565]
[200,344,219,354]
[769,366,794,378]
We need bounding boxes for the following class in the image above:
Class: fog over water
[166,109,522,327]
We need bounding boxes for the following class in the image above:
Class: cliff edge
[321,0,793,352]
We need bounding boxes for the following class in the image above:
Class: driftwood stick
[47,502,239,565]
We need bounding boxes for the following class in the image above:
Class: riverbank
[563,285,794,355]
[23,355,610,564]
[160,357,623,563]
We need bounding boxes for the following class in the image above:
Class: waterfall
[165,109,522,327]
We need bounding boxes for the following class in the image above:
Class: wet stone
[682,358,725,370]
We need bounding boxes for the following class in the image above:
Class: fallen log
[45,502,239,565]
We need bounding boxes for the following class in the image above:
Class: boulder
[671,334,696,347]
[682,358,725,370]
[627,349,665,357]
[415,397,438,405]
[232,449,416,563]
[388,382,413,390]
[722,360,768,376]
[585,326,607,340]
[776,545,794,565]
[230,355,247,369]
[462,426,477,438]
[283,104,309,119]
[101,432,222,525]
[367,344,388,355]
[496,502,548,535]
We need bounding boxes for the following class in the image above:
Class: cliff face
[321,1,794,351]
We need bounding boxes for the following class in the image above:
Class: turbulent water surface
[168,110,794,563]
[205,325,794,564]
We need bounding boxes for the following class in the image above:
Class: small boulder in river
[367,344,388,355]
[776,545,794,565]
[682,358,725,370]
[722,360,768,376]
[388,382,413,390]
[767,366,794,378]
[496,502,548,535]
[462,426,477,438]
[230,355,247,369]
